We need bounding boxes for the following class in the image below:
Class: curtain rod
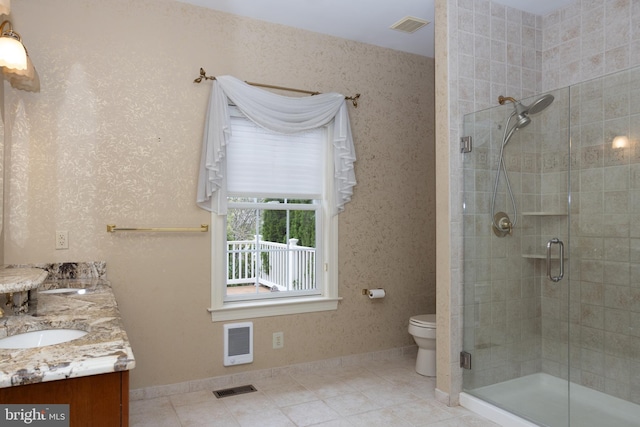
[193,68,360,108]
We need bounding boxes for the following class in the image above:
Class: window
[209,110,340,321]
[226,197,320,299]
[198,76,356,322]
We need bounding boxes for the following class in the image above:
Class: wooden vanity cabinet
[0,371,129,426]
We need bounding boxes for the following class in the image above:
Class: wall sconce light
[612,135,630,149]
[6,53,38,92]
[0,20,26,71]
[0,19,39,92]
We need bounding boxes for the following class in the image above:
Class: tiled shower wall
[535,66,640,405]
[444,0,545,400]
[539,0,640,404]
[561,67,640,403]
[540,0,640,92]
[460,85,570,391]
[461,106,544,390]
[454,0,542,115]
[462,66,640,405]
[450,0,640,402]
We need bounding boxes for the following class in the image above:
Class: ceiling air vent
[390,16,430,33]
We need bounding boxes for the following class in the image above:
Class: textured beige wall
[5,0,435,389]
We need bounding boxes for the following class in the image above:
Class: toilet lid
[410,314,436,328]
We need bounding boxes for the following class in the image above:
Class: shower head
[514,114,531,129]
[527,94,554,115]
[499,94,555,130]
[513,102,531,129]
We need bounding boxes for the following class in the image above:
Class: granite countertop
[0,277,135,387]
[0,267,48,293]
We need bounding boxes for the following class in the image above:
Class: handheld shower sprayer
[499,94,555,134]
[491,93,555,237]
[499,95,531,129]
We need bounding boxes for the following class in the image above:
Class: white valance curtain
[196,75,356,215]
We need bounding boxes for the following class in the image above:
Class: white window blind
[226,112,324,199]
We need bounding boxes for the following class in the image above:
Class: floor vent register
[212,384,258,399]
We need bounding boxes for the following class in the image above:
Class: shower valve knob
[492,212,513,237]
[499,217,512,235]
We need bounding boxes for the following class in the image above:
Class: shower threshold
[461,373,640,427]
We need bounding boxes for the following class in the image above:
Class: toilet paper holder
[362,288,385,298]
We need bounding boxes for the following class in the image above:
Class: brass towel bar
[106,224,209,233]
[194,68,360,108]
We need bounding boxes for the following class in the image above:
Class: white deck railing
[227,236,316,291]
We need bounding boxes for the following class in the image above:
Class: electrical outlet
[273,332,284,349]
[55,231,69,250]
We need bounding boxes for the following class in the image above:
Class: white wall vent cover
[390,16,430,33]
[223,322,253,366]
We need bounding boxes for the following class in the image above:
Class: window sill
[208,296,341,322]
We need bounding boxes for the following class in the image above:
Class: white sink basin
[0,329,88,349]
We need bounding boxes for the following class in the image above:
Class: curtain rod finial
[346,93,360,108]
[194,67,215,83]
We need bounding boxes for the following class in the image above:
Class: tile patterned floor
[130,355,498,427]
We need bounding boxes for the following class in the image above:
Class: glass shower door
[461,88,571,426]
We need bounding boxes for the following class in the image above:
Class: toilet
[408,314,436,377]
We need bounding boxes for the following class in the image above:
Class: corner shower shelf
[522,212,567,216]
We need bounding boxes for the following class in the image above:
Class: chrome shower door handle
[546,238,564,282]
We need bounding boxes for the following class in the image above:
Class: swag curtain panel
[196,75,356,215]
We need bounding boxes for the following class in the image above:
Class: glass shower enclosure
[461,66,640,426]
